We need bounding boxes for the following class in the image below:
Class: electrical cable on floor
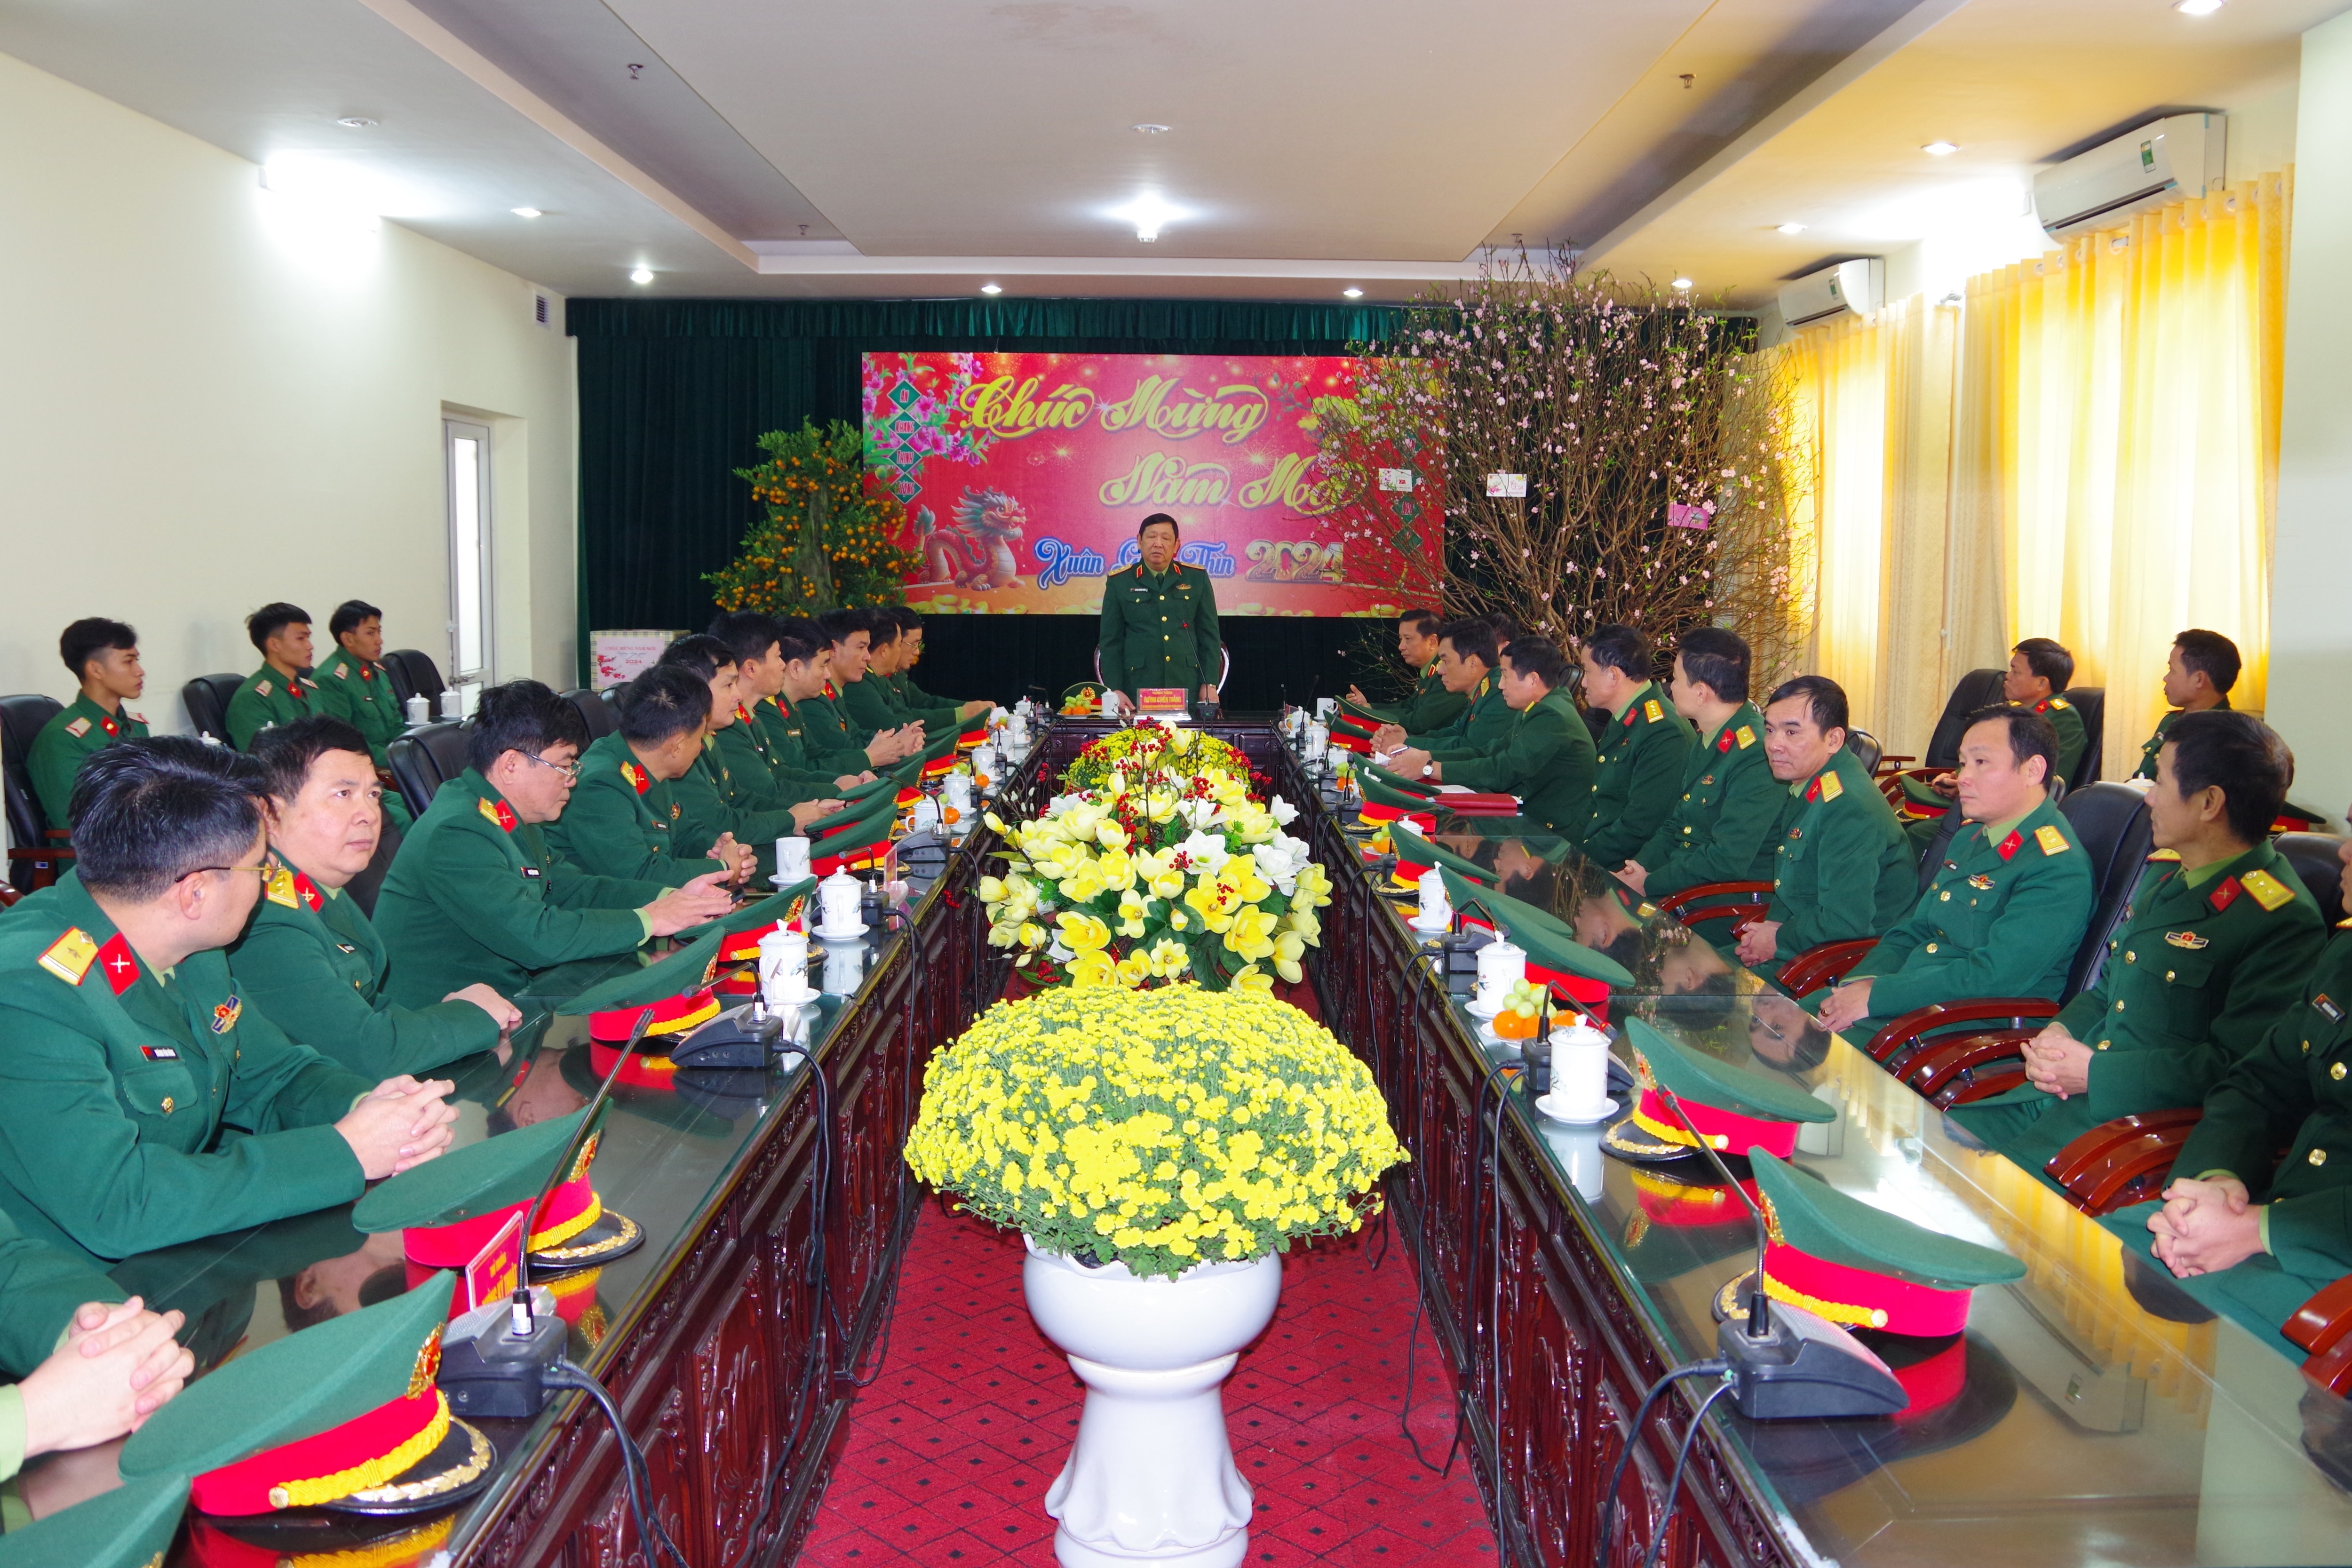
[1592,1361,1731,1568]
[1637,1378,1737,1568]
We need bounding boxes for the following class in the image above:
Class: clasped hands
[335,1075,461,1179]
[17,1297,195,1461]
[2147,1174,2266,1277]
[2019,1021,2095,1098]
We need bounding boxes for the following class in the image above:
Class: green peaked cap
[1896,772,1950,809]
[1360,774,1439,813]
[921,728,960,763]
[120,1273,454,1482]
[1749,1152,2026,1289]
[674,876,818,946]
[352,1108,595,1234]
[803,792,894,838]
[0,1470,187,1568]
[1624,1017,1836,1125]
[1439,866,1635,987]
[1361,761,1437,796]
[1390,822,1492,884]
[564,928,726,1016]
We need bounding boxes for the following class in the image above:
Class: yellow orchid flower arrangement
[977,730,1329,992]
[906,986,1407,1278]
[1061,720,1254,796]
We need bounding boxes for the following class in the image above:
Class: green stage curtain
[569,298,1404,708]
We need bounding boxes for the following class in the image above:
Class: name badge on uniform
[141,1045,180,1060]
[2319,994,2345,1024]
[521,866,543,880]
[335,942,358,954]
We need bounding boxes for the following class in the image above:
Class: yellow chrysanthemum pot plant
[906,984,1406,1565]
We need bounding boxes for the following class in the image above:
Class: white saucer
[813,921,869,942]
[1408,913,1451,935]
[1536,1094,1618,1126]
[770,870,813,888]
[1464,994,1507,1020]
[763,986,822,1009]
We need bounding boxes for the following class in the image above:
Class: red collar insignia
[736,704,754,724]
[2032,699,2049,713]
[1716,728,1734,753]
[823,682,839,700]
[359,663,373,680]
[623,762,650,796]
[100,716,119,737]
[2209,877,2242,913]
[1995,830,2023,860]
[96,933,140,995]
[477,796,519,833]
[293,873,323,912]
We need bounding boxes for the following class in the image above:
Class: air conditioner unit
[1777,258,1883,330]
[2033,112,2225,240]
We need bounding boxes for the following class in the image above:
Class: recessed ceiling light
[629,267,654,285]
[1107,191,1184,242]
[981,283,1003,295]
[2174,0,2224,12]
[1776,221,1807,235]
[1671,277,1693,290]
[1922,140,1960,156]
[1132,123,1172,135]
[335,117,377,129]
[1342,287,1364,299]
[511,207,543,219]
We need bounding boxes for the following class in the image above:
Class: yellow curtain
[1958,171,2289,763]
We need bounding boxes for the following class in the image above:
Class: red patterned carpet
[799,1202,1497,1566]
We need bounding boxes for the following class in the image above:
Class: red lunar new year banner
[862,351,1440,616]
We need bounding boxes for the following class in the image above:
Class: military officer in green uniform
[26,617,150,837]
[1386,635,1596,838]
[310,599,415,831]
[1819,706,2094,1044]
[1578,623,1695,873]
[1097,513,1222,708]
[842,611,956,736]
[547,665,761,887]
[887,606,991,723]
[1344,608,1469,735]
[800,610,922,772]
[1951,712,2326,1170]
[654,637,842,878]
[222,601,322,749]
[0,738,460,1264]
[2140,829,2352,1313]
[1367,618,1514,757]
[1622,628,1784,905]
[372,681,735,1008]
[706,613,877,800]
[750,619,889,788]
[1735,677,1915,982]
[2131,629,2238,782]
[1903,638,2086,847]
[228,717,520,1080]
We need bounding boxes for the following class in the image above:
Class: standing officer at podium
[1097,514,1221,711]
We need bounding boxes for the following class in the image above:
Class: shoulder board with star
[476,797,517,833]
[2239,867,2296,912]
[332,663,349,680]
[2048,697,2070,710]
[1815,770,1843,804]
[2147,848,2183,862]
[254,678,273,698]
[1734,724,1756,749]
[1642,698,1664,724]
[63,716,90,738]
[2034,824,2070,856]
[265,866,302,908]
[36,927,100,986]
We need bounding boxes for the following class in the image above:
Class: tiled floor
[800,1202,1496,1566]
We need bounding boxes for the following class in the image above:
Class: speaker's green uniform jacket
[0,875,372,1265]
[1357,661,1468,736]
[2172,928,2352,1281]
[1581,683,1696,871]
[227,852,502,1079]
[1097,561,1220,697]
[1634,705,1785,901]
[540,731,714,890]
[1760,748,1913,976]
[1413,677,1512,756]
[1432,691,1597,840]
[223,665,319,749]
[1843,795,2093,1040]
[25,696,148,835]
[1951,842,2325,1170]
[373,771,659,1007]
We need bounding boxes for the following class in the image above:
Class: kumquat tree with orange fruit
[707,418,921,615]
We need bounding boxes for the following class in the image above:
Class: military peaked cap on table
[1436,865,1635,995]
[1711,1151,2026,1337]
[0,1470,189,1568]
[120,1274,493,1519]
[351,1106,641,1275]
[1604,1017,1837,1163]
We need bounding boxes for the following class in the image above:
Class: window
[444,419,493,681]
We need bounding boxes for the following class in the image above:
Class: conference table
[45,716,2352,1567]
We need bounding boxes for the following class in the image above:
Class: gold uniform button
[2165,971,2176,982]
[1940,891,1951,902]
[160,1096,175,1114]
[2124,951,2135,963]
[2096,1040,2109,1050]
[2115,1000,2126,1011]
[2332,1062,2347,1081]
[1925,942,1939,954]
[2311,1148,2329,1168]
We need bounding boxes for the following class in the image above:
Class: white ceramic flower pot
[1023,1237,1283,1568]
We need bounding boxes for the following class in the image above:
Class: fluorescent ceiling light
[629,266,654,285]
[1131,123,1172,135]
[1922,140,1960,156]
[1776,222,1807,235]
[1107,191,1185,242]
[511,207,542,219]
[2174,0,2223,12]
[260,159,381,230]
[981,283,1003,294]
[1342,287,1364,299]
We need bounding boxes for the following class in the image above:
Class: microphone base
[1717,1304,1909,1421]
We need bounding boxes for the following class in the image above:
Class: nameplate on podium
[1136,687,1189,717]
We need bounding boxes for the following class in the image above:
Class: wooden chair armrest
[1778,939,1878,997]
[1931,1065,2028,1109]
[1875,754,1918,773]
[7,846,73,860]
[1653,881,1775,915]
[2041,1107,2204,1216]
[1863,998,2060,1066]
[2304,1332,2352,1398]
[1898,1031,2042,1100]
[1672,902,1770,932]
[2286,1274,2352,1356]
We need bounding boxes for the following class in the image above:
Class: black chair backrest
[1844,728,1883,775]
[1,694,64,847]
[387,651,446,711]
[2058,782,2156,999]
[564,688,618,742]
[387,722,470,819]
[2063,687,2105,789]
[1925,669,2007,771]
[347,819,402,919]
[2275,833,2347,931]
[181,674,245,743]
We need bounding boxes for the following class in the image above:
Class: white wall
[2269,13,2352,831]
[0,48,576,741]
